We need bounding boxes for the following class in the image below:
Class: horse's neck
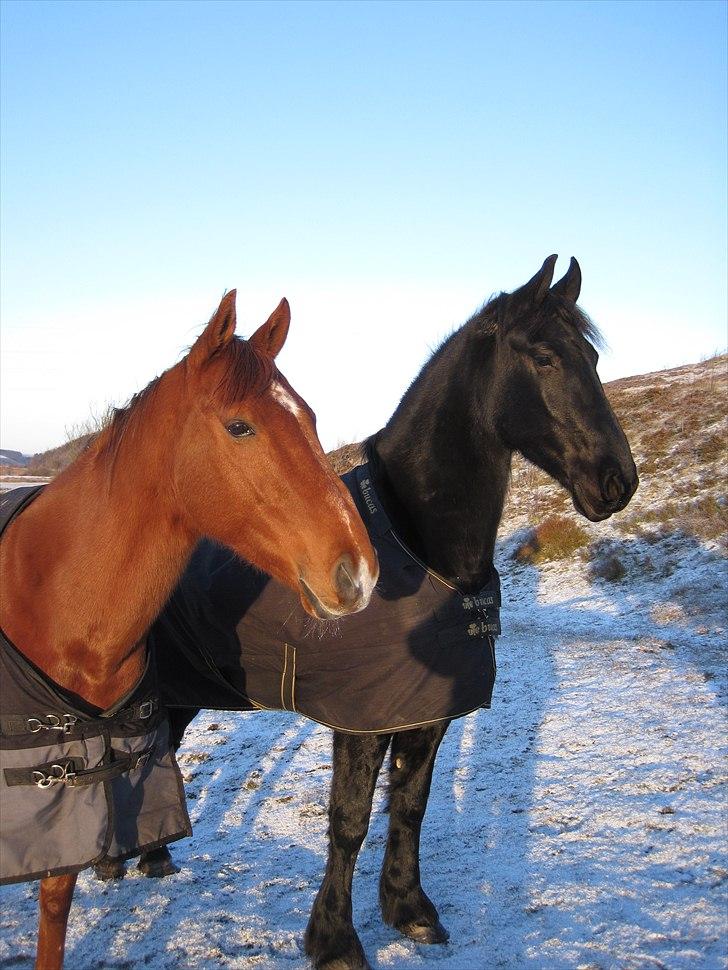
[372,329,511,591]
[0,392,193,709]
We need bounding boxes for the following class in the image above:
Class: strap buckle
[31,762,77,789]
[27,713,78,734]
[138,700,154,719]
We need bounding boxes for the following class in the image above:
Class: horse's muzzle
[298,553,378,619]
[573,463,639,521]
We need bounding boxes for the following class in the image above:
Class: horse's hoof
[137,847,179,878]
[397,918,449,944]
[318,958,372,970]
[94,859,126,881]
[305,931,371,970]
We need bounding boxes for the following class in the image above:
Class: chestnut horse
[0,291,378,970]
[144,257,638,968]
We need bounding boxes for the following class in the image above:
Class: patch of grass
[695,431,726,464]
[628,386,666,410]
[327,440,365,474]
[615,496,728,550]
[512,515,591,564]
[676,495,728,547]
[641,427,673,456]
[585,537,678,582]
[615,502,677,538]
[588,547,626,582]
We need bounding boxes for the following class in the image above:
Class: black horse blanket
[0,486,191,885]
[152,463,500,734]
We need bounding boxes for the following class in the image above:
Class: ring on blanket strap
[32,762,76,789]
[26,713,79,734]
[1,698,159,739]
[4,747,154,789]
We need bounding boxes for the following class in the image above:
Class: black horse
[139,256,638,969]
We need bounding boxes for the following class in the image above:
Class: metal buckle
[135,752,150,770]
[138,700,153,719]
[32,763,75,789]
[26,713,78,734]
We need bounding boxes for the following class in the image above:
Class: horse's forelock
[212,335,276,408]
[475,291,603,348]
[552,299,604,349]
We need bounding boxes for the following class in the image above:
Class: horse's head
[490,256,638,521]
[174,292,378,618]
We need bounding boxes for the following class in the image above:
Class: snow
[1,542,726,970]
[0,477,51,493]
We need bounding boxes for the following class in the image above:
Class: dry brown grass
[676,496,728,547]
[615,495,727,550]
[695,431,726,464]
[587,544,627,582]
[27,435,94,476]
[327,441,366,474]
[512,515,591,564]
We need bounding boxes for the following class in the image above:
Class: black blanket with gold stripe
[151,464,499,734]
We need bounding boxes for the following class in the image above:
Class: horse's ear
[515,254,558,307]
[551,257,581,304]
[248,298,290,360]
[189,290,237,367]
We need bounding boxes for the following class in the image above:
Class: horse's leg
[305,731,391,970]
[96,707,198,880]
[36,873,76,970]
[137,705,200,877]
[379,721,450,944]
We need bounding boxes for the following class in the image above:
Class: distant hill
[23,435,95,477]
[0,449,28,468]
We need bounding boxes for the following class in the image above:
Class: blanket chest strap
[3,747,153,789]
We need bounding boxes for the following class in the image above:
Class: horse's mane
[96,335,275,466]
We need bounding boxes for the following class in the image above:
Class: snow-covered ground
[0,477,51,493]
[1,543,725,970]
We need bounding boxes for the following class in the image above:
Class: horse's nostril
[601,468,624,505]
[334,556,361,606]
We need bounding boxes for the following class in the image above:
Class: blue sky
[1,0,726,454]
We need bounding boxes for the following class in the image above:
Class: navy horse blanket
[151,463,500,734]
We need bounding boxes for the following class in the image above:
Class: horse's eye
[534,355,553,368]
[226,421,254,438]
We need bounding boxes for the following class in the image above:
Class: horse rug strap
[151,462,500,734]
[0,485,191,886]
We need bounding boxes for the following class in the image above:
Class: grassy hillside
[24,435,95,477]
